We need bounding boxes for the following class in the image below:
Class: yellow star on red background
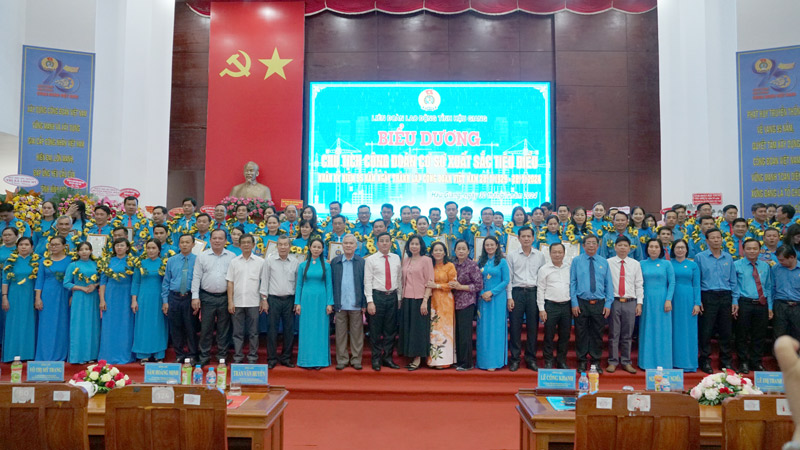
[259,48,292,80]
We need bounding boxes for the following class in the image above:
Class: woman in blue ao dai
[34,236,71,361]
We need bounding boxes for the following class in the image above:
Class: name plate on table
[537,369,576,390]
[26,361,64,382]
[645,369,684,391]
[231,364,269,385]
[144,363,181,384]
[755,371,784,393]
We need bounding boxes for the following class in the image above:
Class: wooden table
[516,389,722,450]
[88,386,288,450]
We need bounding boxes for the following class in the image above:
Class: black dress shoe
[281,361,295,368]
[578,362,588,373]
[268,361,277,369]
[557,362,569,370]
[701,362,713,374]
[527,361,539,372]
[509,361,520,372]
[383,360,400,369]
[372,361,381,371]
[739,363,750,374]
[752,362,765,372]
[544,361,554,369]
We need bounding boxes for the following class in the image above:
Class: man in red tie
[364,233,402,371]
[733,238,773,373]
[605,236,643,374]
[657,227,674,260]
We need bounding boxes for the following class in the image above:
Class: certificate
[506,235,521,255]
[328,241,344,262]
[86,234,107,259]
[435,235,447,247]
[473,236,486,262]
[126,227,134,242]
[290,253,307,263]
[396,239,407,258]
[539,243,550,263]
[264,240,279,259]
[563,242,580,263]
[192,239,207,255]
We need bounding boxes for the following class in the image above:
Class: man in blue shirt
[331,234,366,370]
[279,204,299,236]
[570,234,615,373]
[321,201,343,233]
[689,216,716,258]
[733,238,773,373]
[161,234,198,364]
[772,246,800,342]
[599,212,642,260]
[760,228,781,266]
[695,227,738,373]
[352,205,373,238]
[436,201,463,254]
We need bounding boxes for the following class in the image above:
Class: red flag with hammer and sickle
[206,2,305,205]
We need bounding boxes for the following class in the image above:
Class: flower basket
[221,196,275,221]
[69,359,132,394]
[689,369,762,406]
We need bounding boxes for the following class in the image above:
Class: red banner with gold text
[205,2,304,207]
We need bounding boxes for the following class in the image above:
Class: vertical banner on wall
[205,2,305,206]
[18,46,95,197]
[737,45,800,212]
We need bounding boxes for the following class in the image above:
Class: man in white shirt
[606,235,644,374]
[192,229,236,366]
[537,243,572,369]
[259,235,299,369]
[226,234,264,364]
[507,226,547,372]
[364,232,403,371]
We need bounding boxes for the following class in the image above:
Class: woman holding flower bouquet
[2,237,38,361]
[131,239,169,363]
[34,236,71,361]
[64,242,101,363]
[98,238,136,364]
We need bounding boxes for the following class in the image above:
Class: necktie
[752,261,766,305]
[127,216,132,227]
[588,256,596,293]
[664,252,670,261]
[384,254,391,291]
[738,239,744,258]
[619,260,626,297]
[179,256,188,294]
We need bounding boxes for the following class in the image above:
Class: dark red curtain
[186,0,656,16]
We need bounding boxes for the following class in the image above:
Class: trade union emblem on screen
[419,89,441,111]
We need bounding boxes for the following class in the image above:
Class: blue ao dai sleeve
[665,260,675,302]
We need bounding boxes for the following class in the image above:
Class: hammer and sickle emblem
[219,50,252,78]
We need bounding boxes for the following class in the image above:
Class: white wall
[659,0,800,212]
[658,0,738,211]
[0,0,173,207]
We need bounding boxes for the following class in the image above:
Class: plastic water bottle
[192,365,203,385]
[588,365,599,393]
[654,366,664,392]
[216,359,227,390]
[578,372,589,397]
[10,356,22,383]
[181,358,192,385]
[206,367,216,388]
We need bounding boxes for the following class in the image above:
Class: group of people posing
[0,197,799,374]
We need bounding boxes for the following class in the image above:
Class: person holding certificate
[85,204,114,236]
[34,236,71,361]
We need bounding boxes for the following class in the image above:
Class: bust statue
[229,161,272,200]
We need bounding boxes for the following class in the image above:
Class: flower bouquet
[689,369,762,406]
[221,196,275,221]
[69,360,132,394]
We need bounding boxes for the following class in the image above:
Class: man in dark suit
[331,234,367,370]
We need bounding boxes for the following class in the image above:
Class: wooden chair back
[105,385,227,450]
[0,383,89,450]
[722,395,794,450]
[575,391,700,450]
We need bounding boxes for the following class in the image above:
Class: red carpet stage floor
[0,330,779,450]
